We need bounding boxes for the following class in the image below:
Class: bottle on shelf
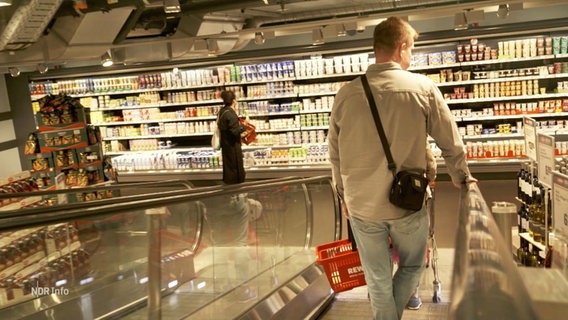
[517,240,529,265]
[517,164,524,199]
[526,246,541,267]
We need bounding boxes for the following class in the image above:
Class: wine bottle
[517,166,524,199]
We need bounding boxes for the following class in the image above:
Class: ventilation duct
[0,0,63,51]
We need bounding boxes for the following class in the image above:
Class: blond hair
[373,17,419,56]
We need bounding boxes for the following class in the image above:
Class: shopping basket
[316,238,366,293]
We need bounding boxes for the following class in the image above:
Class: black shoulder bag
[360,74,428,211]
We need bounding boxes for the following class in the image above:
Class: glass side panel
[122,183,316,319]
[0,209,151,319]
[450,184,539,320]
[0,177,337,319]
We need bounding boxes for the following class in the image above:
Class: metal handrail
[0,176,300,220]
[0,179,195,200]
[449,183,539,320]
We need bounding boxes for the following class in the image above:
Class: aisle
[317,248,454,320]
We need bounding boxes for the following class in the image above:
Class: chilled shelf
[95,116,216,126]
[102,132,213,140]
[456,111,568,122]
[436,73,568,87]
[447,93,568,104]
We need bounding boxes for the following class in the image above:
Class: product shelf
[458,111,568,122]
[299,109,332,114]
[447,93,568,104]
[436,73,568,87]
[520,232,547,259]
[94,116,217,126]
[102,132,213,140]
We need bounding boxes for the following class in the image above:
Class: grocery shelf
[520,232,547,258]
[102,132,213,140]
[436,73,568,87]
[447,93,568,104]
[94,116,216,126]
[458,112,568,122]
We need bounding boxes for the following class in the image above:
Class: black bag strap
[216,108,230,126]
[347,219,357,251]
[361,74,397,178]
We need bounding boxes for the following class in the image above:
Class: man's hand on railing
[454,176,478,189]
[341,200,349,219]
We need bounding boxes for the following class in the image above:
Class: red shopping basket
[316,238,366,293]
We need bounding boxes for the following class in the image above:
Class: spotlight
[207,39,219,56]
[336,24,347,37]
[37,63,48,74]
[8,67,19,77]
[101,51,113,67]
[0,0,12,7]
[312,28,324,45]
[497,4,510,18]
[254,32,265,45]
[164,0,181,14]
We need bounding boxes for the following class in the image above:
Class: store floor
[316,248,455,320]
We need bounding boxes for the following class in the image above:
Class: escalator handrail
[0,179,195,201]
[0,176,333,232]
[0,176,301,220]
[449,182,539,320]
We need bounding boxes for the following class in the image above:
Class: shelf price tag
[523,117,537,161]
[537,133,555,188]
[552,172,568,241]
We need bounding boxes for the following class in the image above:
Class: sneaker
[406,295,422,310]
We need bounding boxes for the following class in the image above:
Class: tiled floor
[317,248,455,320]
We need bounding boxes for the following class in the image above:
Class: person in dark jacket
[217,90,247,184]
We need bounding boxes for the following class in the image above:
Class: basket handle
[347,219,358,252]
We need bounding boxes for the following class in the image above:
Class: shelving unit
[26,32,568,179]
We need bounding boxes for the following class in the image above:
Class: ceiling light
[164,0,181,14]
[254,32,265,45]
[312,28,324,45]
[454,12,468,30]
[497,4,510,18]
[207,39,219,56]
[0,0,12,6]
[8,67,19,77]
[101,51,113,67]
[336,24,347,37]
[37,63,48,74]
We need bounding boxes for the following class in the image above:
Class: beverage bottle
[518,204,525,233]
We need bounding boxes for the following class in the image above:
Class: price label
[537,133,555,188]
[552,172,568,240]
[523,117,537,161]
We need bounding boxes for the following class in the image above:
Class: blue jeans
[349,208,429,320]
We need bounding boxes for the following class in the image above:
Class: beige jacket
[328,62,470,221]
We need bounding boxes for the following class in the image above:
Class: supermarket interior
[1,0,568,319]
